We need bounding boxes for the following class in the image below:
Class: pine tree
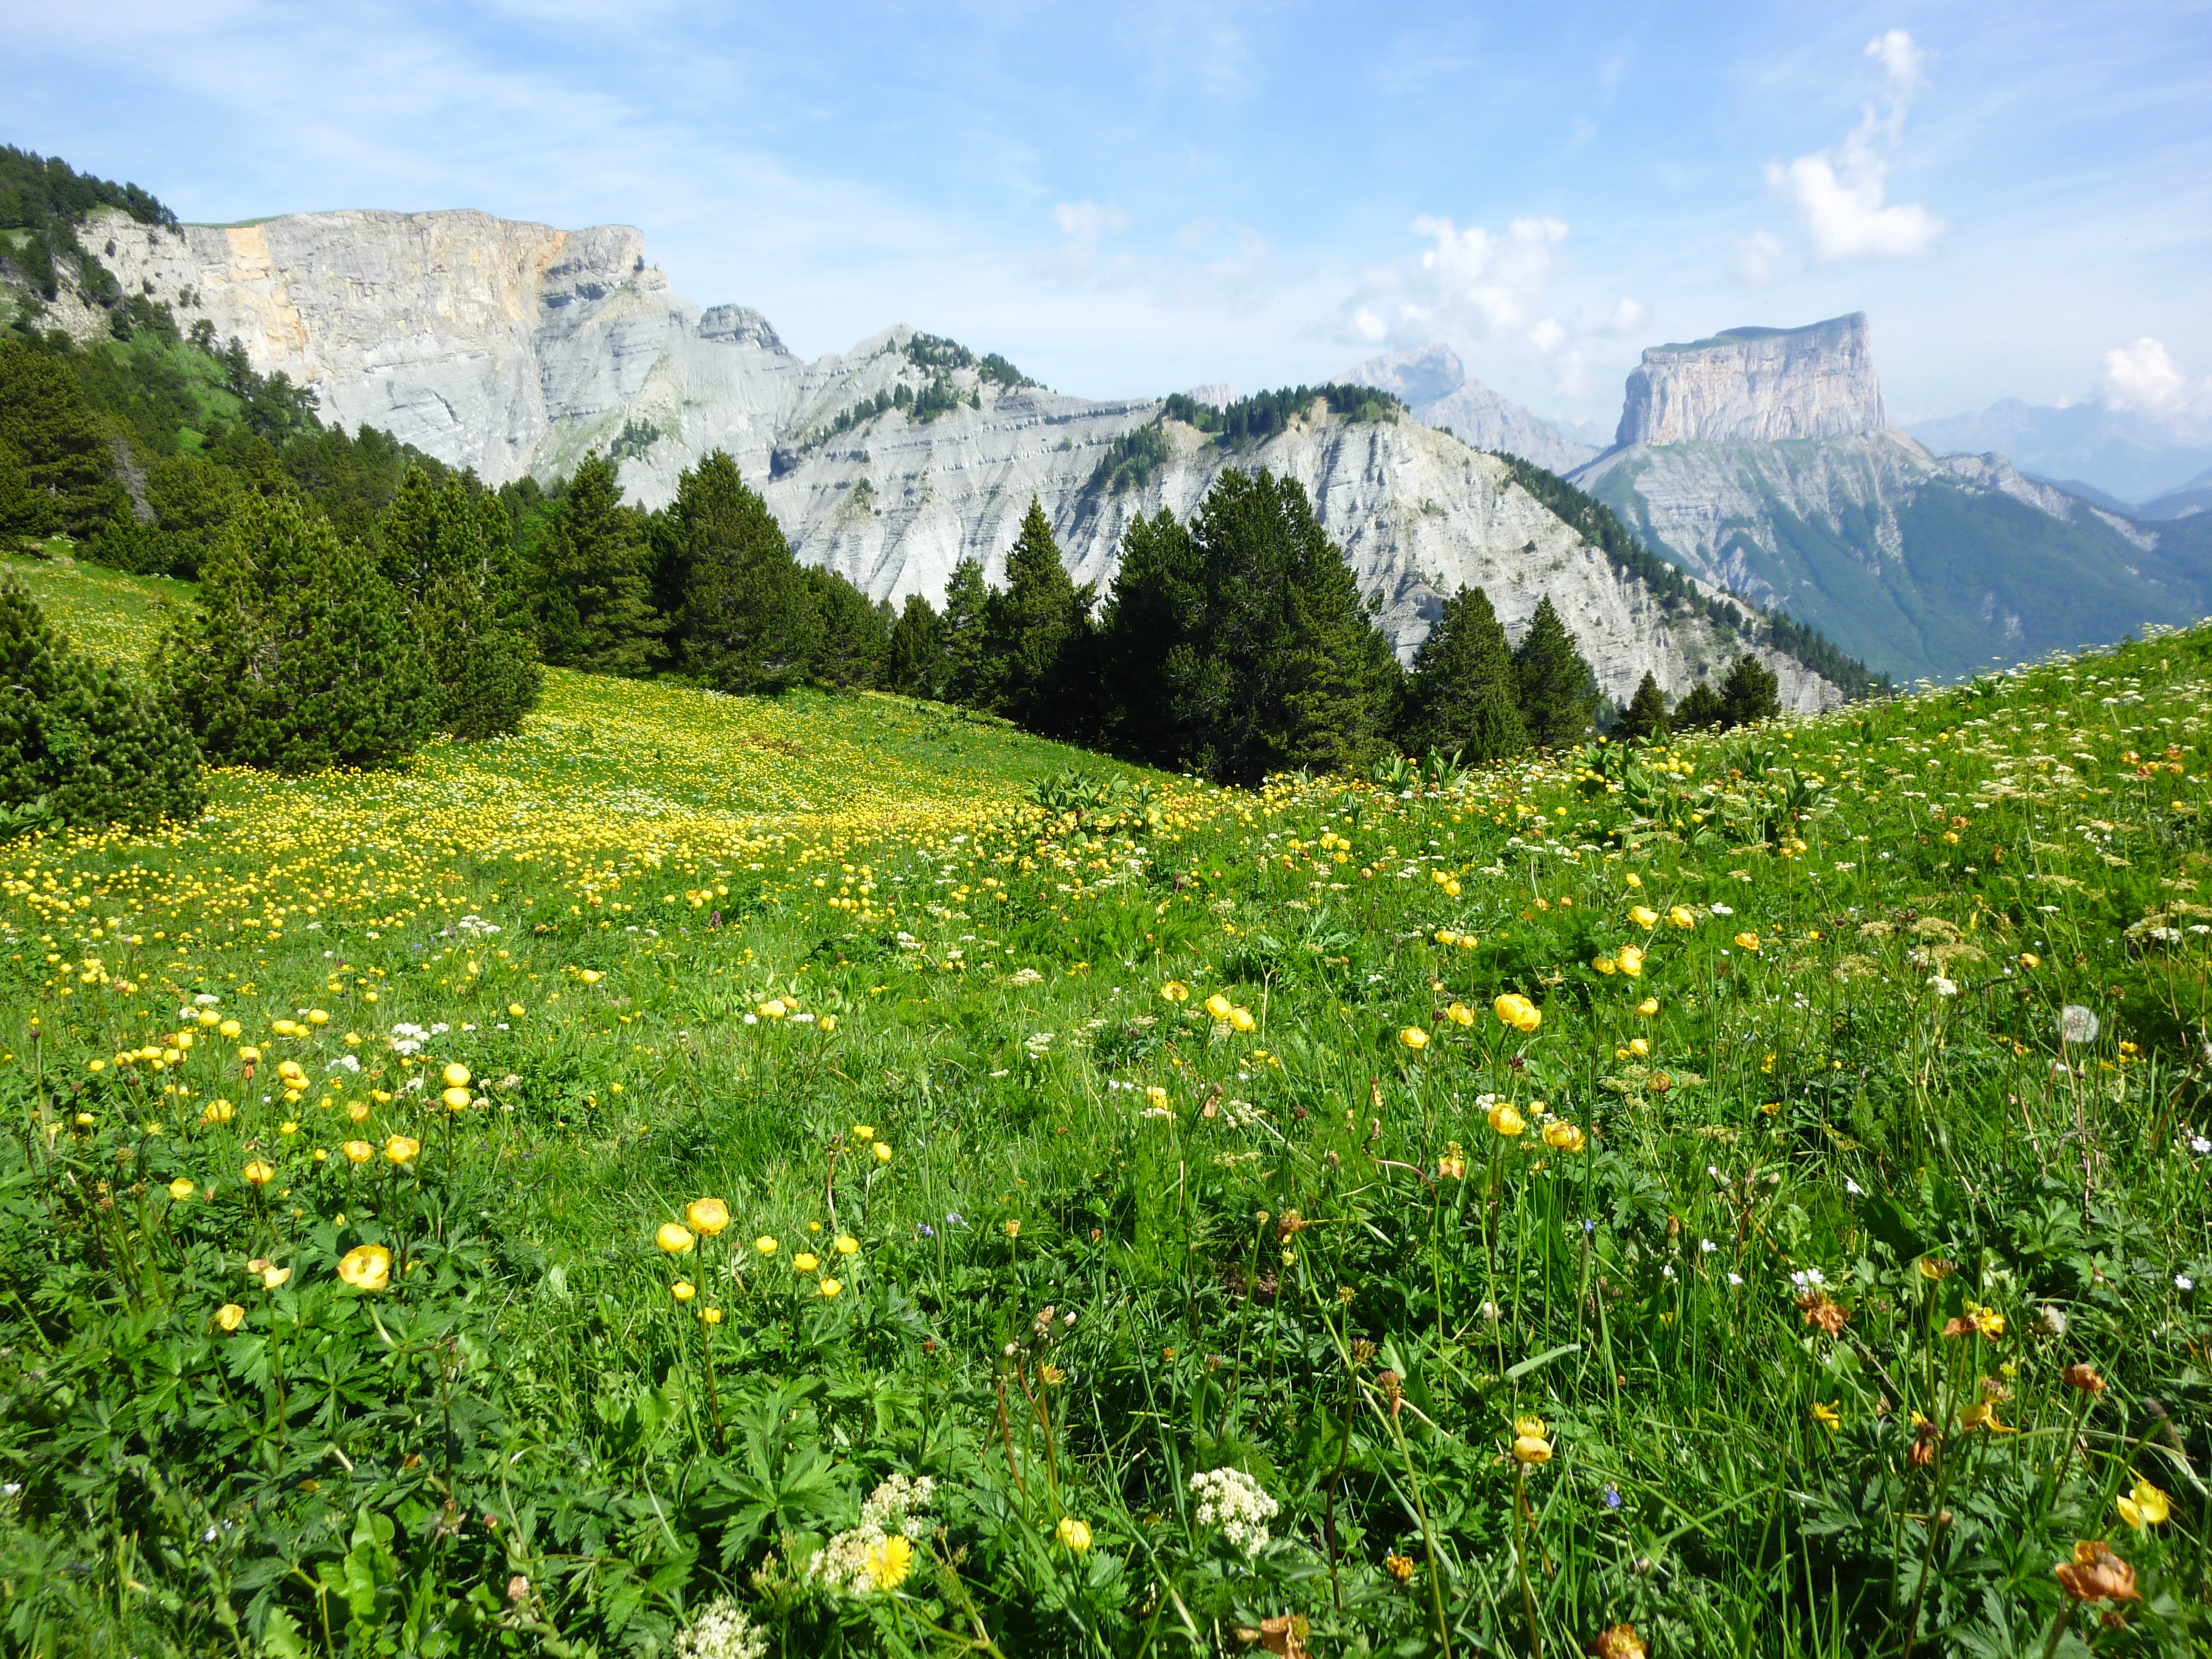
[658,451,821,693]
[0,577,201,830]
[380,469,542,738]
[1096,469,1399,783]
[1399,585,1527,762]
[981,498,1092,732]
[534,453,664,675]
[153,492,437,771]
[804,566,888,689]
[1512,596,1600,749]
[887,594,945,698]
[939,557,991,706]
[1719,653,1781,728]
[1674,681,1726,730]
[1616,670,1669,742]
[0,336,120,538]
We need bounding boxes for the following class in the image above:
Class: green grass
[1,559,2209,1658]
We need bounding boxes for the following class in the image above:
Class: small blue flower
[1603,1485,1622,1511]
[917,1223,935,1238]
[1582,1218,1597,1236]
[946,1211,966,1228]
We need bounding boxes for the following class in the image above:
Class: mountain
[1343,342,1601,474]
[13,203,1845,713]
[1904,398,2212,507]
[2139,465,2212,522]
[1571,315,2212,684]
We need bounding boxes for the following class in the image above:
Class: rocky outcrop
[1615,313,1886,447]
[1343,342,1600,474]
[52,204,1836,709]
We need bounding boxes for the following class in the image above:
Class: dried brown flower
[1587,1623,1647,1659]
[2054,1540,2139,1604]
[2062,1362,2107,1394]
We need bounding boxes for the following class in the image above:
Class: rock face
[1615,314,1886,447]
[54,205,1837,711]
[1343,343,1600,474]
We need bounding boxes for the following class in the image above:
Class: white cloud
[1333,214,1570,355]
[1039,200,1136,285]
[2101,338,2212,418]
[1733,230,1785,285]
[1767,29,1945,265]
[1599,296,1649,334]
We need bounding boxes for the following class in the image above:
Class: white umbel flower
[1189,1467,1280,1557]
[673,1598,767,1659]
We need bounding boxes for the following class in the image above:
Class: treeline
[0,146,175,331]
[1486,449,1888,700]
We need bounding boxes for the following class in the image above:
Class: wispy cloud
[1767,29,1946,263]
[2101,338,2212,420]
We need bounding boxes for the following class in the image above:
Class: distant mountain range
[1902,399,2212,513]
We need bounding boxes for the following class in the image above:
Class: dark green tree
[534,453,664,675]
[981,498,1093,732]
[1616,670,1669,742]
[152,493,437,772]
[0,577,201,830]
[1512,595,1600,749]
[1398,585,1526,762]
[887,594,945,698]
[0,336,119,538]
[380,470,543,738]
[1096,469,1399,784]
[804,566,888,689]
[1674,681,1727,731]
[1719,652,1781,728]
[657,451,820,693]
[939,556,991,706]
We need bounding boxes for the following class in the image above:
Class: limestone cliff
[1615,314,1886,447]
[52,204,1835,710]
[1343,343,1600,474]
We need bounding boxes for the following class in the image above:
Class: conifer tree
[939,556,991,706]
[1512,595,1600,749]
[1616,670,1669,742]
[887,594,945,698]
[380,469,542,738]
[153,492,436,771]
[1674,681,1726,731]
[658,451,821,693]
[0,577,201,830]
[1096,469,1398,783]
[1399,585,1527,762]
[0,336,119,538]
[534,453,664,676]
[1719,652,1781,728]
[981,498,1092,732]
[804,566,888,689]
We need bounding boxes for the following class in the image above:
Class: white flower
[1710,903,1733,916]
[193,993,220,1006]
[1845,1178,1864,1197]
[2037,1304,2067,1336]
[1189,1467,1279,1557]
[2059,1005,2100,1045]
[1700,1238,1717,1253]
[1930,976,1959,998]
[2180,1276,2197,1292]
[1789,1268,1826,1291]
[1728,1272,1745,1287]
[673,1596,768,1659]
[428,1022,451,1036]
[329,1055,361,1073]
[2190,1136,2211,1156]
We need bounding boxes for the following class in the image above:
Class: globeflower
[1635,998,1659,1018]
[215,1303,246,1333]
[2054,1541,2140,1605]
[835,1234,859,1256]
[1488,1103,1526,1137]
[686,1197,731,1236]
[342,1140,374,1166]
[1446,1003,1474,1026]
[1512,1416,1552,1464]
[337,1243,392,1290]
[1399,1026,1430,1051]
[1629,905,1659,930]
[1161,981,1189,1003]
[1615,946,1644,977]
[671,1279,696,1303]
[1593,955,1618,975]
[818,1277,843,1298]
[442,1062,471,1089]
[1204,993,1234,1020]
[1494,993,1540,1032]
[755,1235,779,1255]
[1735,932,1761,952]
[243,1160,274,1186]
[2117,1478,2171,1529]
[1056,1517,1092,1552]
[657,1222,697,1255]
[873,1141,893,1163]
[383,1135,420,1165]
[1543,1121,1586,1153]
[794,1252,821,1273]
[1666,905,1696,930]
[167,1177,194,1202]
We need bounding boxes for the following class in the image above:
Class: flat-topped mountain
[1615,313,1887,448]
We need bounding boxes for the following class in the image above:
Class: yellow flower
[243,1159,274,1187]
[1004,1220,1022,1239]
[686,1197,731,1236]
[86,1059,105,1074]
[1161,981,1189,1003]
[1811,1401,1841,1433]
[874,1141,893,1163]
[1616,945,1644,977]
[1624,872,1642,888]
[757,999,787,1019]
[1512,1430,1552,1464]
[442,1087,471,1111]
[755,1235,779,1255]
[818,1277,843,1298]
[702,1307,723,1325]
[1629,905,1659,929]
[1593,955,1618,975]
[215,1303,246,1332]
[2117,1479,2171,1530]
[347,1101,372,1122]
[671,1279,696,1302]
[342,1139,374,1166]
[1489,1104,1526,1138]
[656,1222,697,1255]
[1628,1037,1649,1059]
[1202,992,1233,1020]
[793,1251,821,1272]
[1437,1151,1467,1179]
[835,1234,859,1256]
[337,1244,392,1290]
[201,1099,236,1124]
[237,1046,260,1063]
[1635,998,1659,1017]
[1445,1002,1475,1026]
[508,1004,526,1018]
[1666,905,1696,930]
[1543,1121,1587,1153]
[218,1018,242,1038]
[817,1015,837,1034]
[261,1265,291,1290]
[1399,1026,1430,1051]
[863,1533,913,1589]
[1493,993,1540,1032]
[1734,932,1761,952]
[852,1124,876,1139]
[2019,953,2039,969]
[307,1009,330,1026]
[279,1120,299,1136]
[579,970,603,985]
[167,1177,195,1202]
[1056,1517,1093,1552]
[442,1062,471,1089]
[1228,1006,1256,1034]
[383,1135,420,1165]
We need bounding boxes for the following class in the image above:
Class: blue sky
[7,1,2210,429]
